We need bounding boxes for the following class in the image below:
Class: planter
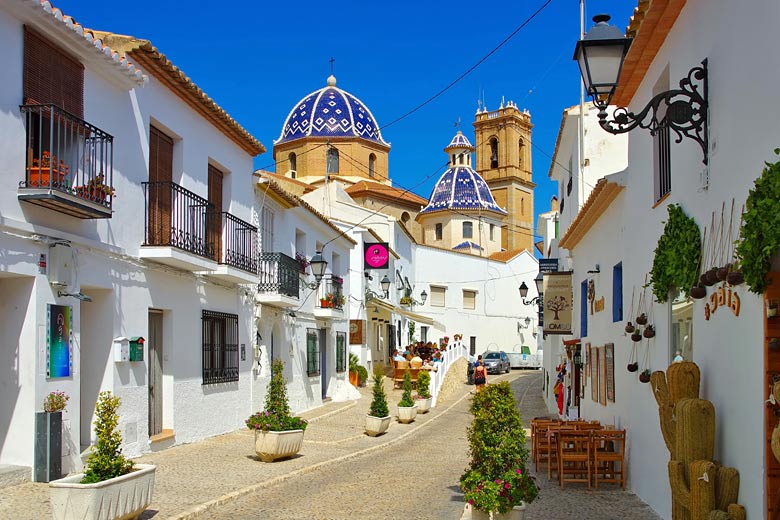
[690,285,707,299]
[254,429,304,462]
[320,299,334,308]
[471,504,527,520]
[627,362,639,373]
[365,415,392,437]
[631,332,642,343]
[349,371,359,387]
[703,268,719,286]
[643,325,656,339]
[726,271,744,286]
[34,411,62,483]
[397,405,418,424]
[75,186,108,203]
[635,313,648,326]
[624,322,635,334]
[415,397,432,414]
[49,463,156,520]
[28,167,66,188]
[716,265,731,281]
[639,371,652,383]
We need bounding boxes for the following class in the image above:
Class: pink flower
[495,479,501,484]
[504,483,511,489]
[468,500,474,505]
[515,469,522,475]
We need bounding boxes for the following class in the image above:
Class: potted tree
[460,382,538,519]
[246,359,308,462]
[49,391,156,520]
[348,353,360,387]
[365,366,391,436]
[414,369,433,413]
[397,369,418,423]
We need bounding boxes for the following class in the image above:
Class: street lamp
[420,290,428,305]
[309,251,327,285]
[380,275,391,298]
[519,272,543,306]
[574,14,709,164]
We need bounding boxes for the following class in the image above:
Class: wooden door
[148,127,173,245]
[148,310,163,437]
[208,165,223,261]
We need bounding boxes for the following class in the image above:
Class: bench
[392,361,420,389]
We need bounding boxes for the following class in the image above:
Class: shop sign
[587,279,605,314]
[364,242,389,269]
[704,283,740,320]
[539,258,559,273]
[543,272,573,335]
[349,319,364,344]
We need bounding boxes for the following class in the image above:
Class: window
[469,336,477,356]
[401,211,410,224]
[202,310,239,384]
[653,67,671,202]
[420,326,428,343]
[435,223,443,241]
[261,207,274,252]
[288,152,297,172]
[24,27,84,117]
[452,154,456,165]
[306,328,319,376]
[327,148,339,174]
[462,221,473,239]
[612,262,623,322]
[489,138,499,169]
[430,286,446,307]
[336,332,347,372]
[519,138,525,168]
[148,126,174,245]
[207,164,224,262]
[368,153,376,178]
[580,280,588,337]
[489,224,495,241]
[463,290,476,310]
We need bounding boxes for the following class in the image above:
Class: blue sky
[55,0,636,233]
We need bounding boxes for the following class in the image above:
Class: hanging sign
[704,283,740,320]
[364,242,389,270]
[539,258,559,273]
[47,304,73,378]
[349,320,364,344]
[543,272,573,335]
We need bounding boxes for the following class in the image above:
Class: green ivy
[650,204,701,303]
[735,150,780,294]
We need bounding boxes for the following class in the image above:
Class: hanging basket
[690,285,707,299]
[636,313,648,326]
[631,331,643,343]
[639,370,652,383]
[716,264,731,281]
[726,271,744,286]
[643,325,656,339]
[703,268,719,286]
[627,362,639,373]
[624,322,635,334]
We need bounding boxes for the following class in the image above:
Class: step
[0,465,30,489]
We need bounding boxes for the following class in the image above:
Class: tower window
[288,152,297,173]
[401,211,410,224]
[489,138,499,169]
[519,138,525,168]
[327,148,339,174]
[489,224,495,241]
[452,154,456,165]
[435,223,443,241]
[463,221,473,239]
[368,153,376,178]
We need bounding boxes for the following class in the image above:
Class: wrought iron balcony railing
[258,252,300,299]
[142,181,216,260]
[20,104,115,214]
[316,275,344,311]
[219,212,258,274]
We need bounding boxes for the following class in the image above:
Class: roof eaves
[558,174,626,250]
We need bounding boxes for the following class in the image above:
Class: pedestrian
[473,356,487,391]
[673,350,684,362]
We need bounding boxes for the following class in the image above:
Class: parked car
[483,351,511,374]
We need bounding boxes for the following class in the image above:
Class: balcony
[255,252,300,308]
[140,181,219,272]
[314,275,344,319]
[18,104,114,219]
[208,212,258,284]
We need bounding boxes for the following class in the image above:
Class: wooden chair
[533,421,557,473]
[393,361,409,389]
[546,423,576,481]
[592,429,626,489]
[558,430,592,488]
[531,419,557,464]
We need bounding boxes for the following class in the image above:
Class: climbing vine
[734,149,780,294]
[650,204,701,303]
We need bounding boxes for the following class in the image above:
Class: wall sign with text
[364,242,389,269]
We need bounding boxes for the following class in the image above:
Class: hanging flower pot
[727,271,744,286]
[690,285,707,299]
[624,322,635,334]
[636,313,648,326]
[639,370,652,383]
[716,263,731,281]
[703,267,719,286]
[769,338,780,351]
[631,331,642,342]
[643,325,656,339]
[627,362,638,373]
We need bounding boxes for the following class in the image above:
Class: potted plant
[414,369,433,414]
[650,204,702,302]
[49,391,156,520]
[348,353,360,387]
[397,369,417,423]
[356,365,368,387]
[461,382,538,519]
[627,362,639,373]
[28,150,68,187]
[365,366,391,436]
[631,329,643,342]
[624,321,635,334]
[639,369,652,383]
[400,296,413,306]
[76,174,115,203]
[768,299,780,319]
[35,391,69,482]
[295,252,309,274]
[643,324,656,338]
[246,359,308,462]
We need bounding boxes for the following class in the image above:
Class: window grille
[306,329,319,376]
[202,310,239,384]
[336,332,347,373]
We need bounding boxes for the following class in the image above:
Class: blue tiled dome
[445,131,474,151]
[275,75,389,147]
[419,166,507,215]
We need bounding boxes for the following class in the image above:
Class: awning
[369,299,445,329]
[562,338,582,346]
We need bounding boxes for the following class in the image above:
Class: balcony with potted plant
[315,275,345,318]
[19,104,114,218]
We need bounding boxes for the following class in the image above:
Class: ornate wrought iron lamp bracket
[597,60,708,164]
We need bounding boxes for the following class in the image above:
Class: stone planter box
[415,397,432,414]
[365,415,392,436]
[397,405,418,424]
[470,503,526,520]
[49,463,156,520]
[254,429,305,462]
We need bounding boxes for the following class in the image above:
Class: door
[319,329,327,399]
[148,310,163,437]
[148,126,173,246]
[207,164,223,261]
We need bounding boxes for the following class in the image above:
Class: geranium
[461,467,539,514]
[246,359,308,432]
[43,390,69,413]
[245,410,307,432]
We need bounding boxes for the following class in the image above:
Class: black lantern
[420,290,428,305]
[573,349,582,367]
[519,280,542,307]
[380,275,391,297]
[574,14,709,164]
[309,251,327,285]
[534,271,544,295]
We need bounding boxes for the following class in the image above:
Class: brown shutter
[148,126,173,245]
[23,26,84,118]
[208,165,224,261]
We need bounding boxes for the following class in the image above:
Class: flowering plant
[86,174,116,197]
[399,296,413,306]
[33,151,69,174]
[43,390,69,413]
[246,359,308,432]
[246,410,307,432]
[295,252,309,273]
[461,467,539,514]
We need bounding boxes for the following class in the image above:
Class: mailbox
[129,337,145,362]
[113,337,129,362]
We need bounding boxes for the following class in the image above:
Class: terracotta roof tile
[346,180,427,207]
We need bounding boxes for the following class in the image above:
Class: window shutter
[612,263,623,322]
[23,27,84,118]
[463,290,476,310]
[430,286,446,307]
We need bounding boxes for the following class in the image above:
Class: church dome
[275,76,389,147]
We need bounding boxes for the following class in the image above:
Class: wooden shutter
[208,165,224,261]
[148,126,173,245]
[23,27,84,118]
[430,286,446,308]
[463,290,476,310]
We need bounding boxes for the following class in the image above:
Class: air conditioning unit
[48,243,73,289]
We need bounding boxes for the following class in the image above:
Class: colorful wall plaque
[47,304,72,378]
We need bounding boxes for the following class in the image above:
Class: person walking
[473,356,487,392]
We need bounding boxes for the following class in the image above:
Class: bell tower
[473,101,534,252]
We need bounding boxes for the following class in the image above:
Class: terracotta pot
[624,322,635,334]
[631,332,642,343]
[716,264,731,281]
[349,371,359,386]
[28,167,66,188]
[627,362,639,373]
[639,371,652,383]
[690,285,707,299]
[726,271,744,286]
[636,313,648,325]
[643,325,656,338]
[703,268,719,286]
[769,338,780,351]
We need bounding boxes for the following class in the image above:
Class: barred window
[202,310,239,385]
[336,332,347,373]
[307,329,320,376]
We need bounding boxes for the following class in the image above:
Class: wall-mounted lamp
[574,14,708,164]
[380,275,391,298]
[517,317,532,331]
[519,272,544,306]
[58,290,92,302]
[573,348,583,368]
[587,264,601,274]
[301,251,328,290]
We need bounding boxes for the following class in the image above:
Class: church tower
[473,101,534,252]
